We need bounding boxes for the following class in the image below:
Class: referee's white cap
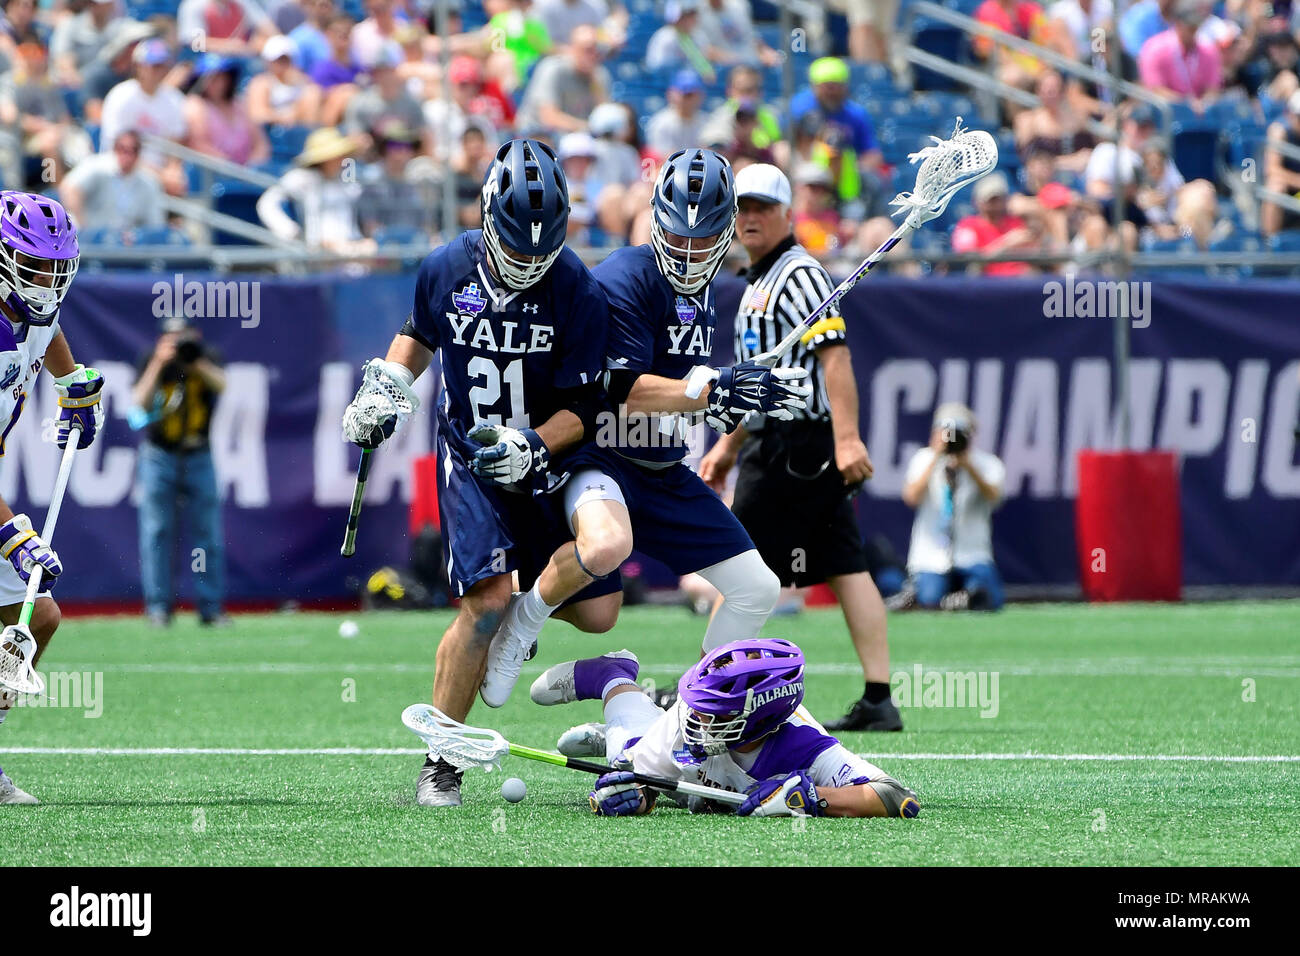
[735,163,792,206]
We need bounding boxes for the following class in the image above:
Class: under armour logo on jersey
[522,303,539,314]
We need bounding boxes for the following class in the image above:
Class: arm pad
[399,315,436,352]
[558,382,606,438]
[602,367,641,408]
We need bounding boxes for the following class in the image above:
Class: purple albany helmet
[677,638,805,758]
[0,191,80,326]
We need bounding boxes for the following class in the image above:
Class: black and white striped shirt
[733,235,847,422]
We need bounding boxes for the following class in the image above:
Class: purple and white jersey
[624,700,887,796]
[0,316,59,458]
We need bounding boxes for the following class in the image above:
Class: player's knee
[460,580,512,642]
[726,564,779,616]
[576,524,631,579]
[865,777,921,818]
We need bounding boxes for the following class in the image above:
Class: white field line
[1,747,1297,763]
[46,660,1300,679]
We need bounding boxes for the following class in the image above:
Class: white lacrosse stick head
[0,624,44,696]
[401,703,510,772]
[889,118,999,230]
[341,358,421,445]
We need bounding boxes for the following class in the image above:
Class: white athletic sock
[514,581,559,637]
[603,690,662,760]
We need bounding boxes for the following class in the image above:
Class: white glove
[467,423,555,490]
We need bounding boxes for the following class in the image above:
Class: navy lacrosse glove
[467,423,563,493]
[703,361,811,434]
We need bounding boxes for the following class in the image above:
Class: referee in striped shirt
[699,163,901,732]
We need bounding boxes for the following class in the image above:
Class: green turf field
[1,602,1297,866]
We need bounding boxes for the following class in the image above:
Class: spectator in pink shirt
[1137,0,1221,111]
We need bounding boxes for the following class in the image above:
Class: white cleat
[557,722,608,758]
[479,593,539,708]
[530,649,640,706]
[0,770,38,805]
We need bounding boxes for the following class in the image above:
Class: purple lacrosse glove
[0,514,62,585]
[53,365,105,449]
[588,754,657,817]
[736,771,825,818]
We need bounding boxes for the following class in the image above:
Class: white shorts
[0,559,51,608]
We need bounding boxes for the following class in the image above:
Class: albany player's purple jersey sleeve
[409,232,607,462]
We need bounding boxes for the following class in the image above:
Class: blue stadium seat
[1209,232,1262,279]
[132,226,192,246]
[267,125,313,165]
[1267,230,1300,252]
[911,21,969,92]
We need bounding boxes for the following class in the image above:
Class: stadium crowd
[0,0,1297,273]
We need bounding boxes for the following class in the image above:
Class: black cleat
[824,696,904,732]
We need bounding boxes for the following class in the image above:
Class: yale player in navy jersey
[344,139,609,807]
[477,148,812,709]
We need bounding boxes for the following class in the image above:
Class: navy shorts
[560,444,758,604]
[437,434,569,598]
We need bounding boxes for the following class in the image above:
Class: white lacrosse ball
[501,777,526,803]
[338,619,359,639]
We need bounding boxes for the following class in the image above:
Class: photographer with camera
[896,403,1006,611]
[131,316,227,628]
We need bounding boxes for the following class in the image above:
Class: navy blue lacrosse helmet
[649,147,737,295]
[481,138,570,290]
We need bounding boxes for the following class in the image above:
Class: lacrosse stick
[0,427,81,696]
[753,118,998,367]
[402,703,747,807]
[339,358,420,557]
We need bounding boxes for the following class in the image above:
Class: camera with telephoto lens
[938,417,971,455]
[175,336,201,364]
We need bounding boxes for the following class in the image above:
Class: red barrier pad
[1075,450,1181,601]
[410,453,440,536]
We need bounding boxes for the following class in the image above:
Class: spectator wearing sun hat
[790,56,883,217]
[645,69,708,157]
[257,126,375,252]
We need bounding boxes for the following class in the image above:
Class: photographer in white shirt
[899,403,1006,611]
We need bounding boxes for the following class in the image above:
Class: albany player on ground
[530,637,921,819]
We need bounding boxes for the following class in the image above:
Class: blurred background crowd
[3,0,1299,275]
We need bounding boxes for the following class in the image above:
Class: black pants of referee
[731,419,868,587]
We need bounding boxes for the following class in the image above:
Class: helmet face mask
[481,139,569,292]
[650,148,737,296]
[0,191,80,326]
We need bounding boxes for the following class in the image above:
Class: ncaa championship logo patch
[741,328,760,354]
[0,361,19,390]
[452,282,488,315]
[674,297,696,325]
